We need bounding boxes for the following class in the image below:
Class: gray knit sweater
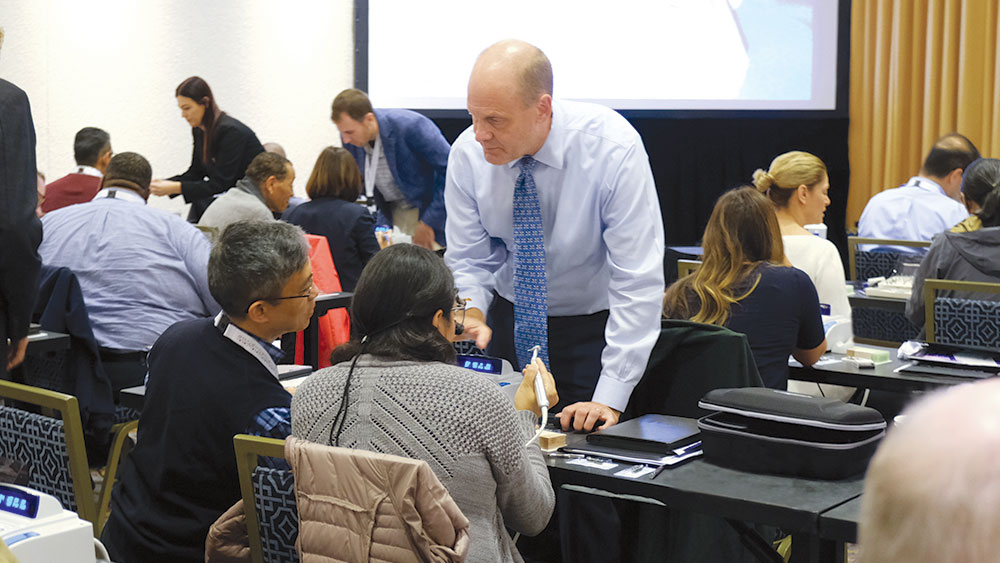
[290,357,555,563]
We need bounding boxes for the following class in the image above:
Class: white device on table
[0,483,107,562]
[823,314,854,354]
[525,345,550,447]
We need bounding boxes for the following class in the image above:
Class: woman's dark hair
[176,76,224,164]
[962,158,1000,228]
[331,244,456,365]
[306,146,363,201]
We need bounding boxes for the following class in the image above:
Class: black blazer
[0,79,42,375]
[169,113,264,221]
[283,198,380,292]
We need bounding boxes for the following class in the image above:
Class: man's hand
[149,179,182,197]
[6,337,29,370]
[558,401,621,432]
[457,307,492,350]
[514,358,559,416]
[412,221,436,249]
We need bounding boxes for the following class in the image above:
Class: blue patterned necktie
[513,156,549,370]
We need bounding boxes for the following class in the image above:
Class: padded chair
[196,224,220,242]
[234,435,299,563]
[623,318,763,420]
[847,236,930,281]
[0,379,137,537]
[924,279,1000,348]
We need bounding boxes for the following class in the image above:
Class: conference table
[788,346,993,392]
[547,432,864,563]
[25,327,70,355]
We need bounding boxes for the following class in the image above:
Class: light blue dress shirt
[444,99,665,410]
[39,188,219,351]
[858,176,969,241]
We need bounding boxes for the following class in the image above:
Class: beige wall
[0,0,354,215]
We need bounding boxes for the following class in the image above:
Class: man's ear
[98,150,113,172]
[245,300,269,324]
[263,175,278,194]
[537,94,552,120]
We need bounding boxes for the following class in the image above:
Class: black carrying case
[697,387,886,480]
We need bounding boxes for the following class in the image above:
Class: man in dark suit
[0,28,43,378]
[331,88,450,249]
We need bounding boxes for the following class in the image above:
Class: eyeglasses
[453,290,470,335]
[256,281,319,310]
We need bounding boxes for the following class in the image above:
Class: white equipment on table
[0,483,107,562]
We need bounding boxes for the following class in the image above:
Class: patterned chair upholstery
[852,307,920,345]
[0,379,136,537]
[932,298,1000,348]
[847,237,931,281]
[0,406,78,512]
[252,467,299,563]
[854,250,911,282]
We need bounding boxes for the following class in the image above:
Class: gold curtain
[847,0,1000,230]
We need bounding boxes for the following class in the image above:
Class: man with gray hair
[197,151,296,233]
[859,379,1000,562]
[40,152,219,393]
[102,219,317,563]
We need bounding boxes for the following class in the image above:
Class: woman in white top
[753,151,855,400]
[752,151,850,318]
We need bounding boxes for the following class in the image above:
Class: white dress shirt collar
[94,187,146,204]
[75,165,103,178]
[506,101,566,171]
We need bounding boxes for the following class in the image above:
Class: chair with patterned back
[847,237,931,281]
[0,379,136,537]
[923,279,1000,348]
[234,435,299,563]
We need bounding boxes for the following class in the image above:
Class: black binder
[585,414,700,455]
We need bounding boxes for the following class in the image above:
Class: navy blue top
[725,264,825,389]
[283,197,379,292]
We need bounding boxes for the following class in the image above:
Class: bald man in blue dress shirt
[445,40,665,433]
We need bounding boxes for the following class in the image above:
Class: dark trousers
[489,295,618,563]
[99,348,147,402]
[487,295,608,408]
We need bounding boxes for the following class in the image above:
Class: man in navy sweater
[102,220,318,563]
[332,88,450,249]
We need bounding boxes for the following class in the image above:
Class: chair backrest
[0,379,95,525]
[623,319,764,420]
[677,259,702,279]
[847,237,931,281]
[234,435,299,563]
[924,279,1000,347]
[196,224,220,242]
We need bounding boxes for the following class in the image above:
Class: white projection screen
[361,0,843,114]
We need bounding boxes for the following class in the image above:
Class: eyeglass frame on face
[249,279,319,313]
[453,290,470,335]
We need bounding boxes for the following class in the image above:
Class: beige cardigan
[286,436,470,563]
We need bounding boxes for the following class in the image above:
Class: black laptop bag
[697,387,887,479]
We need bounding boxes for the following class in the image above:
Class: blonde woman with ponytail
[752,151,850,319]
[663,186,826,389]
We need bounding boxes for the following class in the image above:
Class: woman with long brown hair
[283,146,379,291]
[150,76,264,221]
[663,186,826,389]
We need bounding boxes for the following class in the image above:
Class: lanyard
[214,313,278,378]
[364,135,381,198]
